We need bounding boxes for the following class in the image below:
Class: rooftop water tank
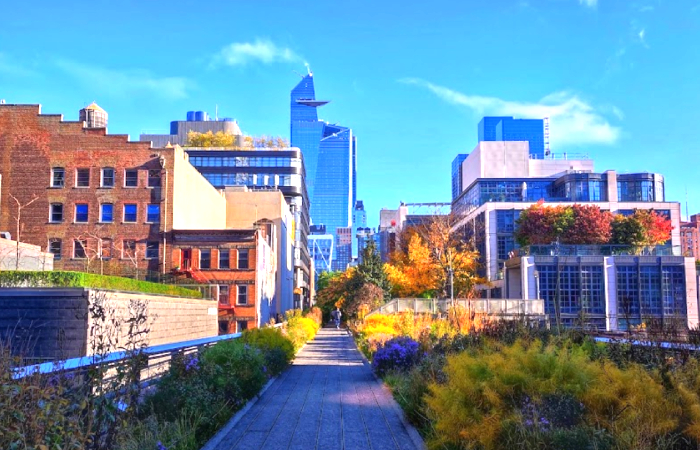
[186,111,196,121]
[79,102,108,128]
[194,111,205,121]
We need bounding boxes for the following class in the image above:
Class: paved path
[210,327,423,450]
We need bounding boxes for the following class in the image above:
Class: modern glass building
[352,200,367,259]
[290,73,356,271]
[478,116,545,158]
[451,153,468,201]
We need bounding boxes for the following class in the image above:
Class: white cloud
[579,0,598,8]
[54,60,190,100]
[211,39,300,67]
[401,78,621,148]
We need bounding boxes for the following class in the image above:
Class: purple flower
[157,441,167,450]
[185,356,199,371]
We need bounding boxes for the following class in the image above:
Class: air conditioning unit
[0,232,11,240]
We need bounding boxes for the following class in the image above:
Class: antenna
[215,104,218,121]
[304,62,312,76]
[686,186,690,222]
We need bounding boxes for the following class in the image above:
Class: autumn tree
[386,213,482,301]
[566,204,614,244]
[611,209,672,252]
[514,203,574,246]
[186,130,235,147]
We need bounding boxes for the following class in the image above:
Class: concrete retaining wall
[0,288,218,361]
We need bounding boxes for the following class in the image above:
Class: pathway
[208,327,423,450]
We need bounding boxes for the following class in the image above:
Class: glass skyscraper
[478,116,545,158]
[451,153,468,200]
[290,73,356,272]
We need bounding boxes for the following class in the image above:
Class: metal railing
[516,244,681,257]
[369,298,545,317]
[13,323,285,381]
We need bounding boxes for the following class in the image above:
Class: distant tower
[79,102,108,128]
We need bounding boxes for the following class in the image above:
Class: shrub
[285,309,320,351]
[200,340,267,401]
[372,336,421,377]
[241,327,294,376]
[305,306,323,327]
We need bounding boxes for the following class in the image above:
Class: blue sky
[2,0,699,226]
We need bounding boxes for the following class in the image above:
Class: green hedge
[0,271,202,298]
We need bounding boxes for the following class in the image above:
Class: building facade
[183,147,312,306]
[451,154,468,201]
[171,227,275,332]
[452,142,684,297]
[352,200,368,260]
[505,253,698,331]
[478,116,545,158]
[0,103,227,276]
[681,214,700,259]
[334,226,352,271]
[309,224,333,275]
[290,73,356,271]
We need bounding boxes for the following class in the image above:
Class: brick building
[171,226,276,333]
[0,103,226,275]
[681,214,700,260]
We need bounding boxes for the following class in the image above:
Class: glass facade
[616,265,686,329]
[538,264,606,328]
[617,174,664,202]
[451,154,468,201]
[478,116,545,158]
[291,74,355,268]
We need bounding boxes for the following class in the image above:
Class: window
[101,168,115,187]
[74,240,87,259]
[219,320,229,334]
[100,239,113,259]
[76,168,90,187]
[146,241,159,259]
[219,249,230,269]
[200,249,211,269]
[124,204,137,222]
[238,249,249,269]
[218,285,229,304]
[147,204,160,223]
[124,169,138,187]
[50,203,63,223]
[237,285,248,305]
[100,204,113,223]
[51,168,65,188]
[148,170,161,187]
[122,240,137,259]
[237,320,248,332]
[75,204,88,223]
[48,239,61,260]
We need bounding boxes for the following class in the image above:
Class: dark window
[219,249,230,269]
[50,203,63,223]
[74,240,87,259]
[219,320,230,334]
[48,239,61,260]
[125,169,138,187]
[237,320,248,332]
[76,168,90,187]
[101,204,113,223]
[200,249,211,269]
[101,168,115,187]
[124,204,137,222]
[122,240,137,259]
[237,285,247,305]
[146,241,159,259]
[51,168,65,187]
[75,204,88,223]
[219,285,229,304]
[148,170,161,187]
[238,249,249,269]
[147,204,160,223]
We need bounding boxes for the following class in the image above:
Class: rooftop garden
[0,271,204,298]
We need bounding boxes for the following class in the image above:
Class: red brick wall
[0,105,175,274]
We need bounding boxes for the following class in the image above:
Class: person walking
[332,307,342,329]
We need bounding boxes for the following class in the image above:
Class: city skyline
[1,1,699,226]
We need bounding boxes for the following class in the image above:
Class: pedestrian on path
[331,307,342,329]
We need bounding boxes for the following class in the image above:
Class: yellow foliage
[186,130,235,147]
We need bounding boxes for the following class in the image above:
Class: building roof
[82,102,106,113]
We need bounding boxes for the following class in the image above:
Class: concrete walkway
[209,327,423,450]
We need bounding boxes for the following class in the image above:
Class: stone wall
[0,287,218,361]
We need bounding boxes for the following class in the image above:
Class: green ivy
[0,271,202,298]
